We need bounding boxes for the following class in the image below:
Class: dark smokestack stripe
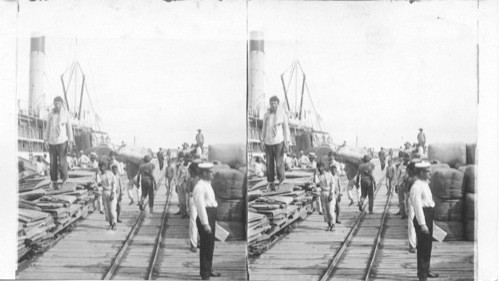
[30,36,45,53]
[250,40,264,53]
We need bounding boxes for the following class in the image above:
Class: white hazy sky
[249,1,478,149]
[16,0,247,149]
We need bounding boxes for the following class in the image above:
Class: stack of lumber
[18,208,56,260]
[248,212,271,243]
[248,170,314,251]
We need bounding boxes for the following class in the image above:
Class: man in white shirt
[410,162,439,281]
[193,162,221,280]
[44,96,74,189]
[260,96,291,191]
[298,151,310,168]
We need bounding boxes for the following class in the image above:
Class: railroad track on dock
[319,177,392,281]
[103,178,172,280]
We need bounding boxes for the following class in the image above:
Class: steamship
[247,31,334,160]
[18,35,109,165]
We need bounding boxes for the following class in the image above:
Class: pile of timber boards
[17,169,98,261]
[247,169,314,254]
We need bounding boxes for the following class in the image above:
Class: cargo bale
[464,220,475,242]
[216,198,244,221]
[466,143,476,165]
[428,142,466,167]
[430,168,464,199]
[434,221,464,241]
[335,145,368,166]
[212,168,246,200]
[430,163,450,174]
[433,197,463,221]
[116,145,153,166]
[464,193,475,220]
[208,143,246,169]
[463,165,477,194]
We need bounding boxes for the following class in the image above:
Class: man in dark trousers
[260,96,291,191]
[355,155,376,213]
[136,155,156,213]
[196,129,204,153]
[157,148,165,171]
[193,162,221,280]
[44,96,74,189]
[417,128,426,154]
[378,147,386,171]
[410,161,439,281]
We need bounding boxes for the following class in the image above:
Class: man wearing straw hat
[410,161,439,280]
[260,96,291,192]
[193,162,221,280]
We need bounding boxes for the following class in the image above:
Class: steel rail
[319,177,385,281]
[103,177,168,280]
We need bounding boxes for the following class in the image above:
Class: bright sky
[16,0,247,150]
[249,1,478,149]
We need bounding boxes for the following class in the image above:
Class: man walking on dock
[196,129,204,153]
[260,96,290,192]
[97,161,117,230]
[355,155,376,213]
[417,128,426,154]
[410,161,439,281]
[378,147,386,171]
[136,155,156,213]
[125,160,141,205]
[193,162,221,280]
[157,148,165,171]
[44,96,74,189]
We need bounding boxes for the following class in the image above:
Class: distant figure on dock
[193,162,221,280]
[378,147,386,170]
[298,151,310,168]
[124,160,141,205]
[35,156,46,176]
[253,157,265,177]
[260,96,291,191]
[44,96,74,189]
[355,155,376,213]
[108,151,123,175]
[111,164,124,223]
[196,129,204,153]
[157,148,165,171]
[395,152,410,219]
[314,162,337,231]
[307,152,317,169]
[176,156,191,218]
[417,128,426,154]
[136,155,156,213]
[97,160,117,230]
[410,161,439,280]
[385,159,396,195]
[89,152,99,169]
[76,150,90,168]
[187,161,200,253]
[166,158,177,195]
[330,165,342,224]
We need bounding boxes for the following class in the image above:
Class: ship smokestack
[248,31,265,118]
[28,34,45,116]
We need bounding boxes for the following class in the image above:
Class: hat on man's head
[80,150,84,154]
[143,155,152,162]
[363,155,372,163]
[415,161,431,170]
[198,162,214,170]
[419,128,423,131]
[53,96,64,103]
[308,152,316,158]
[90,152,98,157]
[198,129,201,132]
